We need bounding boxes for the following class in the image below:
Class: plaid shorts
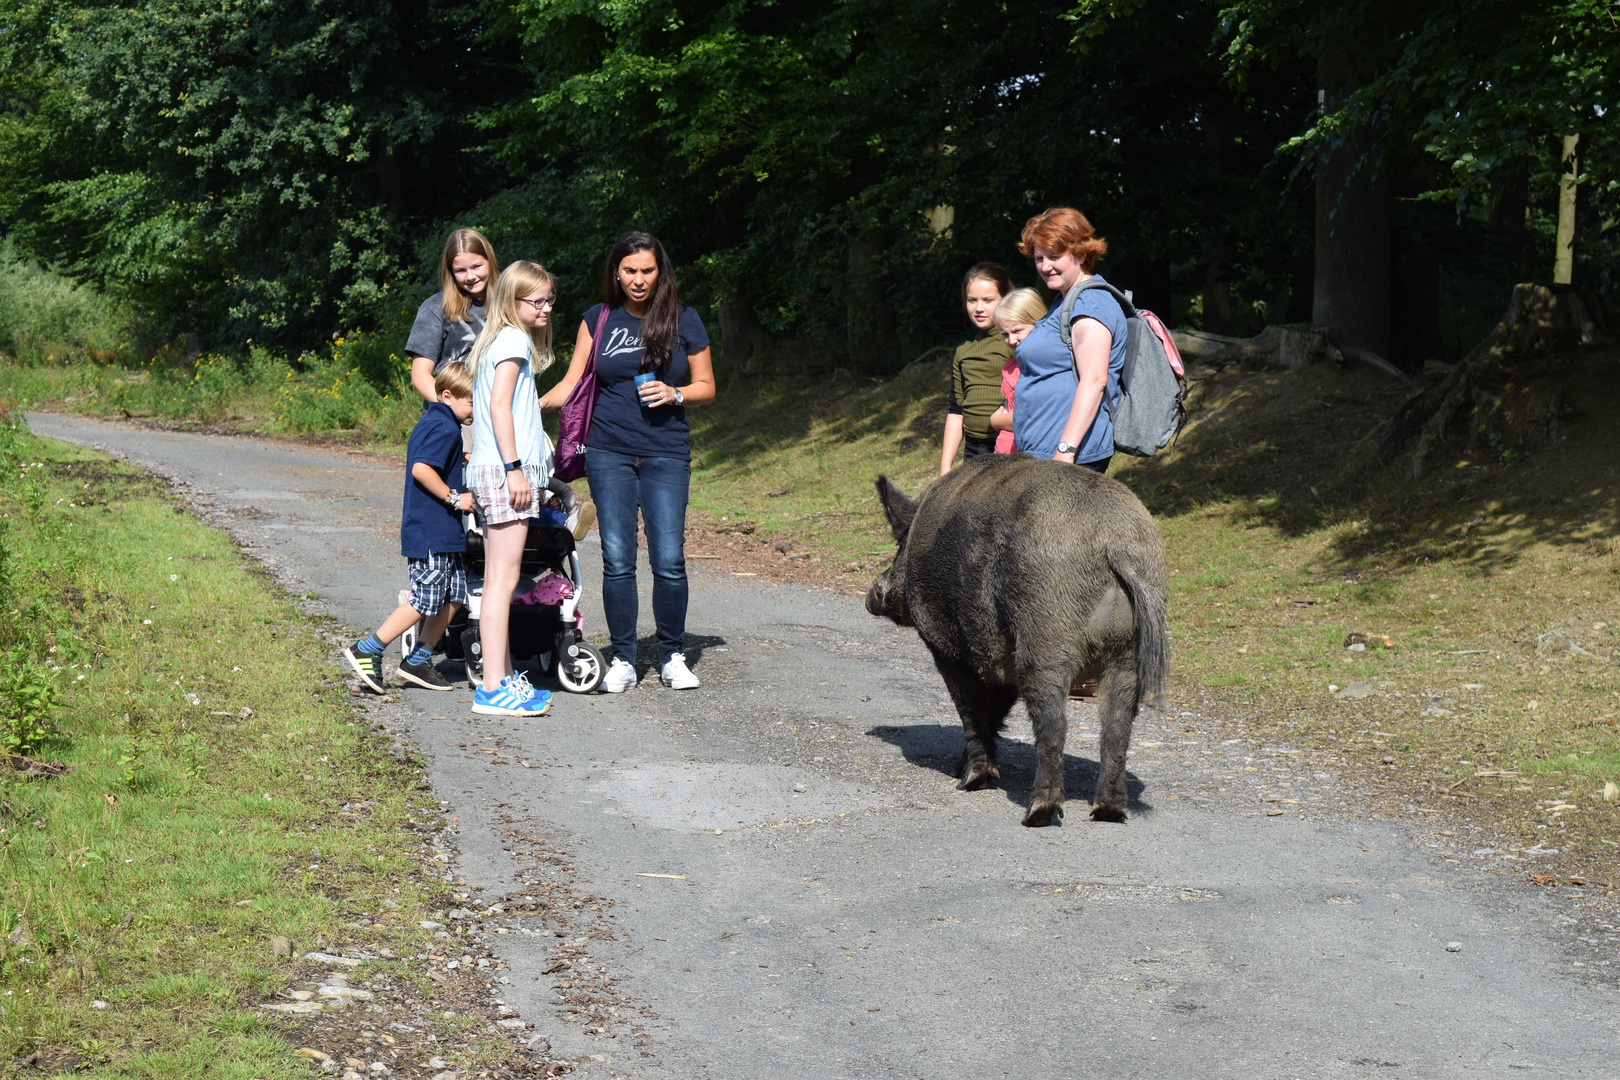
[407,552,468,616]
[468,463,545,526]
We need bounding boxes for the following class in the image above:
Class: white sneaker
[567,501,597,542]
[660,652,700,690]
[602,657,638,694]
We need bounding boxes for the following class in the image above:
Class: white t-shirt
[470,325,552,479]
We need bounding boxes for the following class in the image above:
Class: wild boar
[866,455,1169,826]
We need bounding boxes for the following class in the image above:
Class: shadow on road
[868,722,1150,820]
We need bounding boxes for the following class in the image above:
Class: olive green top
[948,331,1014,441]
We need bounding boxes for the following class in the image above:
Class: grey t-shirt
[405,291,485,371]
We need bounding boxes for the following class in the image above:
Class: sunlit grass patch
[0,422,453,1072]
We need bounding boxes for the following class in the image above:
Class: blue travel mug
[633,371,657,408]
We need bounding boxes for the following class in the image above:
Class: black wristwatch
[503,459,522,472]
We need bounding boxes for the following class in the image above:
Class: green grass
[0,411,467,1074]
[0,244,134,368]
[685,362,956,569]
[1,338,425,447]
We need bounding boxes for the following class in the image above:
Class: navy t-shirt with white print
[583,303,709,461]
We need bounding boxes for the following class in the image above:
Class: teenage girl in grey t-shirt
[407,228,500,405]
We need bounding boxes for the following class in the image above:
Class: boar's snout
[864,573,888,618]
[865,568,909,624]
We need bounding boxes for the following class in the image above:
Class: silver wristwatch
[1055,440,1078,456]
[672,387,685,406]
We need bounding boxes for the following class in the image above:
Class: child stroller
[400,510,607,694]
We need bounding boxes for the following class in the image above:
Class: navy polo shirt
[401,402,467,558]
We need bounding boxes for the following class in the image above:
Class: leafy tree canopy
[0,0,1612,364]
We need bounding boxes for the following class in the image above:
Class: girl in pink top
[988,288,1047,453]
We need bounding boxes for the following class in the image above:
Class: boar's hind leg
[1091,659,1138,822]
[933,654,1012,791]
[1020,681,1069,828]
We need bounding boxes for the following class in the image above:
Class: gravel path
[32,412,1619,1078]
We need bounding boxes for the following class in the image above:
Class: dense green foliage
[0,0,1614,370]
[0,0,509,347]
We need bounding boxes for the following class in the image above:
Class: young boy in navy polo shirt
[344,362,475,692]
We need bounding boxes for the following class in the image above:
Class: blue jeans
[585,448,690,667]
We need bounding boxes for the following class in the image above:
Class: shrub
[0,242,135,366]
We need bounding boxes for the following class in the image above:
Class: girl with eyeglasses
[462,260,561,716]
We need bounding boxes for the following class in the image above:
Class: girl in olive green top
[940,262,1015,474]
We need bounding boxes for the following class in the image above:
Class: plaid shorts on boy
[407,551,468,616]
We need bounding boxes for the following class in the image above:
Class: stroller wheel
[556,643,606,694]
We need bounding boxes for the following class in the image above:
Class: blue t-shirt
[1012,275,1128,463]
[401,402,467,558]
[584,303,709,461]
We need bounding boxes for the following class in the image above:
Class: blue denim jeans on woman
[584,448,689,667]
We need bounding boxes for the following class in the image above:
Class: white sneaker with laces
[660,652,700,690]
[602,657,638,694]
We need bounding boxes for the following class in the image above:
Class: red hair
[1017,207,1107,273]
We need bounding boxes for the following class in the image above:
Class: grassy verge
[1,340,424,450]
[0,410,550,1076]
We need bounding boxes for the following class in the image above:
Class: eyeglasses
[518,296,557,310]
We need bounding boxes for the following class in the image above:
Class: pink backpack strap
[1139,310,1185,377]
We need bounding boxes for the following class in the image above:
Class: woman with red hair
[1010,207,1127,472]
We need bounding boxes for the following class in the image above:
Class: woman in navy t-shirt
[540,231,716,693]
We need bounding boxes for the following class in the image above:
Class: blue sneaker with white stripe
[506,672,552,707]
[472,680,549,717]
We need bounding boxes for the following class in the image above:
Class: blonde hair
[994,287,1048,329]
[439,228,500,324]
[433,360,474,399]
[467,261,557,377]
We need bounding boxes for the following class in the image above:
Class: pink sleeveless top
[994,356,1019,454]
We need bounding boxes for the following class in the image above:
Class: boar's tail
[1114,564,1169,706]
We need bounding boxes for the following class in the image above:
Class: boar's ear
[873,476,917,543]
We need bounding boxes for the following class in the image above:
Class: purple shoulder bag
[554,304,612,482]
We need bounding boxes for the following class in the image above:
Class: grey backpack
[1058,279,1187,457]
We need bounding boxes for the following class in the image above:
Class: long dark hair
[601,231,680,374]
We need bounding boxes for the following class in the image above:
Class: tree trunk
[1202,250,1238,335]
[847,233,899,373]
[718,303,771,376]
[1313,48,1391,357]
[712,189,771,375]
[1389,223,1440,371]
[1554,134,1579,285]
[1378,284,1613,477]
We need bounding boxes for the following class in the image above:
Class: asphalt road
[31,412,1619,1079]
